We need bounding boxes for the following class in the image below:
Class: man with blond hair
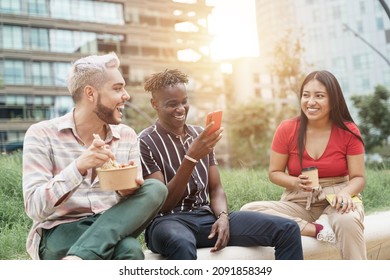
[22,52,167,260]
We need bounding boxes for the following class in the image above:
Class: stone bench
[144,211,390,260]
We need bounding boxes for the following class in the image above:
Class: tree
[351,85,390,152]
[223,31,309,168]
[268,29,311,99]
[225,99,274,168]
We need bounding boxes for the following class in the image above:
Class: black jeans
[145,209,303,260]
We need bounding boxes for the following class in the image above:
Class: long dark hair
[298,70,364,167]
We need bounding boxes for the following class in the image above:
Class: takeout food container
[96,164,138,190]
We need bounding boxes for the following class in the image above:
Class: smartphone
[205,110,223,135]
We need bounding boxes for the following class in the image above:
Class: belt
[306,176,349,210]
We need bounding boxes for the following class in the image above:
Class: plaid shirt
[139,121,217,215]
[22,109,142,260]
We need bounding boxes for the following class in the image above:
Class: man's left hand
[208,216,230,252]
[116,178,144,197]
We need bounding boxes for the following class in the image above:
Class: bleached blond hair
[67,52,120,103]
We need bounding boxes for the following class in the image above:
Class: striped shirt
[22,109,142,260]
[139,121,217,215]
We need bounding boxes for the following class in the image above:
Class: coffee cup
[301,166,319,189]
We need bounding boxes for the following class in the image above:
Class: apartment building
[253,0,390,106]
[0,0,224,152]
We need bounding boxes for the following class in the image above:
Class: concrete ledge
[144,211,390,260]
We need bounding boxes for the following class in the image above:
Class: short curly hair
[144,69,188,95]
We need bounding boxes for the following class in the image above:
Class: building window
[386,30,390,43]
[1,60,71,87]
[77,0,95,22]
[7,131,25,144]
[255,88,261,98]
[1,25,124,54]
[28,0,48,16]
[3,95,26,120]
[54,63,71,86]
[352,53,371,69]
[76,32,97,54]
[32,62,52,86]
[6,95,26,105]
[2,25,23,49]
[140,15,157,26]
[356,20,364,33]
[98,43,118,54]
[142,47,159,57]
[0,0,22,14]
[376,17,384,30]
[30,28,49,51]
[52,96,73,118]
[122,45,139,55]
[99,1,124,25]
[2,94,69,121]
[50,0,72,20]
[0,130,25,153]
[3,60,25,85]
[355,73,370,91]
[50,0,124,25]
[50,29,74,53]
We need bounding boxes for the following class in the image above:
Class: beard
[93,95,120,125]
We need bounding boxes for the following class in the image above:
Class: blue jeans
[145,209,303,260]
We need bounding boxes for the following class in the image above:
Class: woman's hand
[295,174,315,192]
[332,191,355,213]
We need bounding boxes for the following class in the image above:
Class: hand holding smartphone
[205,110,222,135]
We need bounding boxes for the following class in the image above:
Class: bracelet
[217,210,229,220]
[184,154,198,163]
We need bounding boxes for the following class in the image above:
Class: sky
[207,0,259,60]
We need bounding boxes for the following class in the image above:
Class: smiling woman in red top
[241,70,366,260]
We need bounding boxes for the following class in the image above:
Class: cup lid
[301,166,317,171]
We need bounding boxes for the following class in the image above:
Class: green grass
[0,152,389,259]
[221,167,390,215]
[220,168,283,211]
[0,152,31,260]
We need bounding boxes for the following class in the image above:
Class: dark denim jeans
[145,209,303,260]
